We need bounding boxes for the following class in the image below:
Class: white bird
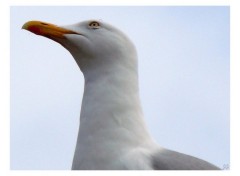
[22,20,220,170]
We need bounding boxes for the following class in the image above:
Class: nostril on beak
[41,22,48,25]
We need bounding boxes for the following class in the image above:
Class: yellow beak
[22,20,78,39]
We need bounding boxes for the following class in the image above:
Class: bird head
[22,20,137,75]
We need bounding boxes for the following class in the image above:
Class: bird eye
[89,21,100,29]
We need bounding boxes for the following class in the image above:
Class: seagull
[22,20,220,170]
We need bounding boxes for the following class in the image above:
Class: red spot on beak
[28,26,42,35]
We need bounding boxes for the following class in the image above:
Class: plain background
[10,6,229,170]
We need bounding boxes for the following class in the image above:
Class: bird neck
[80,63,151,138]
[72,55,156,169]
[76,60,153,146]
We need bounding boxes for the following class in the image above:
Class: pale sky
[11,6,229,170]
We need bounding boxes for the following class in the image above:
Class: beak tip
[22,22,30,30]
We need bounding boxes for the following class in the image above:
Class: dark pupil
[91,22,98,27]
